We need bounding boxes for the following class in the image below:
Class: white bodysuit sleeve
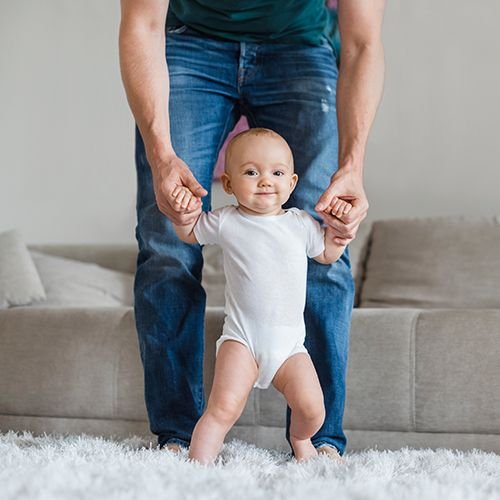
[299,210,325,258]
[193,208,224,245]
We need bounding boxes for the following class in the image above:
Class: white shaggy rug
[1,431,500,500]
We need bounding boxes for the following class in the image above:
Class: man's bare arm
[119,0,207,224]
[119,0,172,164]
[316,0,385,244]
[336,0,385,176]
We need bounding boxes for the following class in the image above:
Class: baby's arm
[171,186,201,244]
[313,197,353,265]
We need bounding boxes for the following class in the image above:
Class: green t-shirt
[166,0,339,53]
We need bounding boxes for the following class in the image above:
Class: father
[119,0,385,459]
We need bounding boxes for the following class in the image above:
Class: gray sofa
[1,215,499,454]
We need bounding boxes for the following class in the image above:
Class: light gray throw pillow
[0,229,46,308]
[30,251,134,307]
[359,216,500,308]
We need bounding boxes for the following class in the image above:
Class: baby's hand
[328,196,352,218]
[171,185,200,213]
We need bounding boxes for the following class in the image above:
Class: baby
[172,128,352,465]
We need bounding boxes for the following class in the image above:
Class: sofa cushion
[0,230,46,308]
[359,216,500,308]
[30,251,134,307]
[415,310,500,434]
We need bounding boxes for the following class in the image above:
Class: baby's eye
[274,171,285,177]
[244,170,258,176]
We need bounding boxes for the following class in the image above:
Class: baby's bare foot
[290,437,318,462]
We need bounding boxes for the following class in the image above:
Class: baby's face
[222,134,298,216]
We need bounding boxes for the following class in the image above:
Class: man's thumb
[315,187,336,212]
[185,172,208,197]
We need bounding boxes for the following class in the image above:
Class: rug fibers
[1,431,499,500]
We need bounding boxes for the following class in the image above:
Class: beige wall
[1,1,499,244]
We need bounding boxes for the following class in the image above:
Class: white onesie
[194,205,325,389]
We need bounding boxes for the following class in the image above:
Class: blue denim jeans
[134,25,355,455]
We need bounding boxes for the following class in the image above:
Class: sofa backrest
[358,216,500,308]
[28,244,137,274]
[28,218,375,307]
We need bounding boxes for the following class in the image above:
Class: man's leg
[134,27,240,449]
[242,36,355,455]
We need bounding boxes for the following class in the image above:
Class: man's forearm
[336,42,385,174]
[119,2,174,169]
[336,0,386,175]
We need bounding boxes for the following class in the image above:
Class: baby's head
[221,128,298,216]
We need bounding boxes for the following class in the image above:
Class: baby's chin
[245,199,290,213]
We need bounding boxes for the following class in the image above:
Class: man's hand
[315,167,369,245]
[151,154,208,225]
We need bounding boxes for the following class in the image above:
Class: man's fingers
[334,237,351,245]
[315,189,335,212]
[184,171,208,198]
[320,211,358,239]
[161,204,201,226]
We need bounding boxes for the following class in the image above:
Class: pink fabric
[213,116,249,179]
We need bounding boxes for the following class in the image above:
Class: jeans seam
[163,437,189,448]
[314,441,339,453]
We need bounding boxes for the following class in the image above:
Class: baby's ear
[221,173,233,194]
[289,173,298,192]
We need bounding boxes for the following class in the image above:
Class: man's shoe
[163,443,185,454]
[316,445,346,464]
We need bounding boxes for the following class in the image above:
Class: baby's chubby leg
[272,353,326,462]
[188,340,258,465]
